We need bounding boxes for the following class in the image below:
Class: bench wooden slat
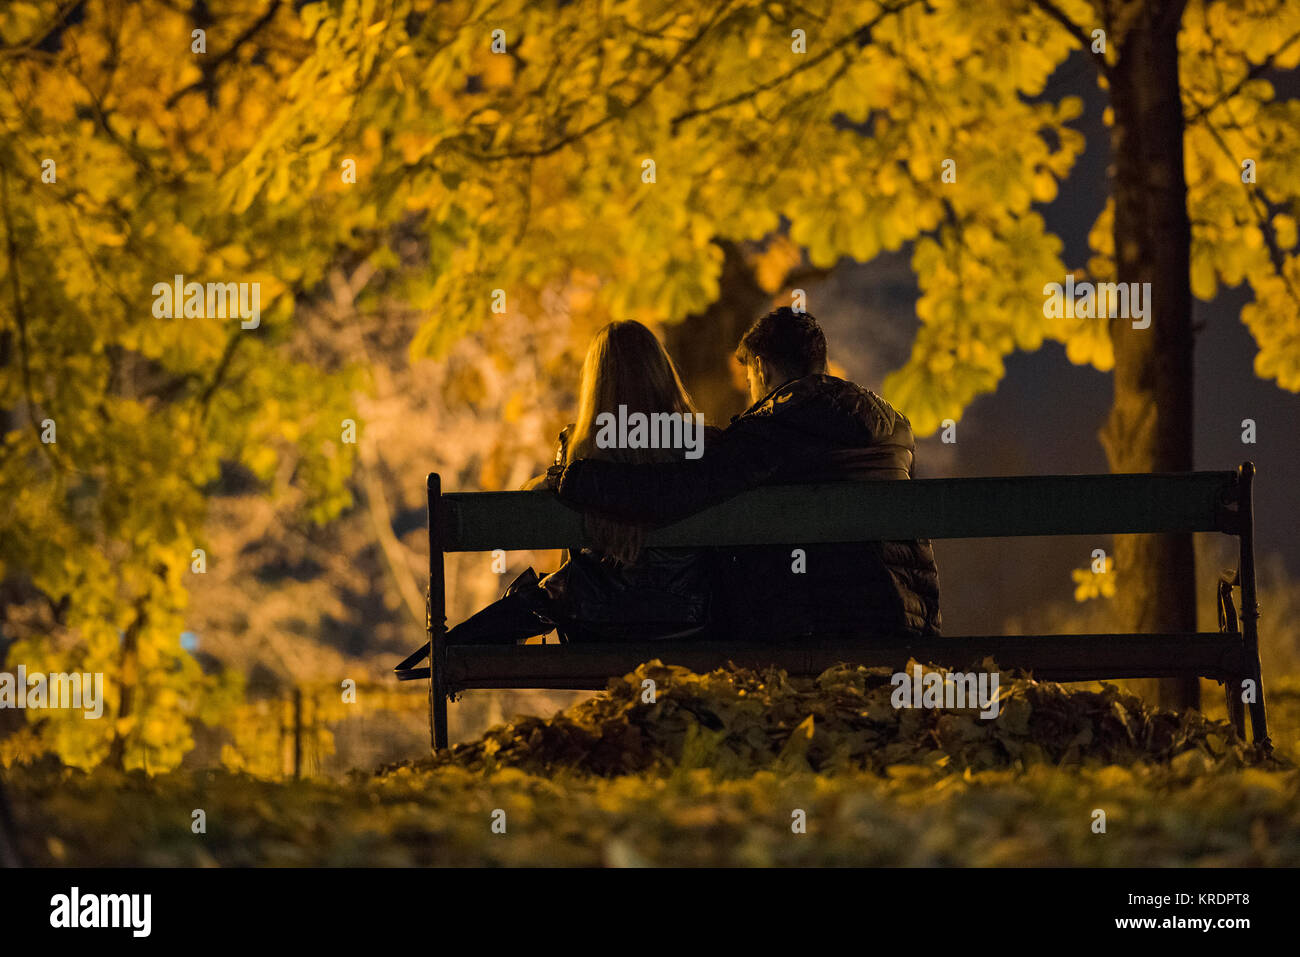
[441,633,1249,691]
[440,471,1239,552]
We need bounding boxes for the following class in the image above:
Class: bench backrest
[433,470,1246,552]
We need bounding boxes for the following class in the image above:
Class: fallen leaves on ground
[408,660,1277,777]
[6,664,1298,866]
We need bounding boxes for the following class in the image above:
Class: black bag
[540,549,710,642]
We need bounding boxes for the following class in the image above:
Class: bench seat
[395,633,1251,691]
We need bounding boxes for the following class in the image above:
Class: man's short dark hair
[736,307,828,379]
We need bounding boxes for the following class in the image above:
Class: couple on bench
[441,307,940,648]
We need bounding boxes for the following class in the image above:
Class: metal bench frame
[399,462,1270,752]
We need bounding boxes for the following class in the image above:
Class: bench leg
[1236,462,1272,751]
[1224,675,1247,741]
[1244,666,1270,750]
[427,472,450,752]
[1217,577,1248,741]
[432,659,449,751]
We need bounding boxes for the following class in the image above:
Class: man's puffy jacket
[551,374,942,641]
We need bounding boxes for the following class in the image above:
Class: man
[547,307,941,642]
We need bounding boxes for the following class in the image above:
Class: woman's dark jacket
[550,375,942,642]
[540,425,718,641]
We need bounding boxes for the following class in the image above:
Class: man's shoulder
[734,374,901,425]
[816,374,898,412]
[730,374,839,423]
[722,375,916,467]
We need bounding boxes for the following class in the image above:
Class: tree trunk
[1102,0,1199,711]
[662,241,770,425]
[107,599,147,770]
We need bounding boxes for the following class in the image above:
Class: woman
[444,320,714,645]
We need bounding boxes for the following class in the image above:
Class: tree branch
[670,0,924,133]
[1200,118,1300,309]
[196,331,244,425]
[462,1,742,161]
[1028,0,1111,78]
[0,0,81,60]
[164,0,283,109]
[0,166,65,471]
[1185,28,1300,125]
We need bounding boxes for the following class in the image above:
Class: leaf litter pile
[412,660,1275,778]
[9,662,1299,865]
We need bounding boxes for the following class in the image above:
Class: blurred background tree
[0,0,363,769]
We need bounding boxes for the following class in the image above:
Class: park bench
[396,463,1271,753]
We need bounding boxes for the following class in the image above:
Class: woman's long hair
[567,320,698,564]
